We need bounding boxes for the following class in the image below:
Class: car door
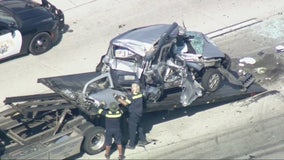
[0,26,22,60]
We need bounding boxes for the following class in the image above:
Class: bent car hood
[110,23,225,59]
[111,23,177,57]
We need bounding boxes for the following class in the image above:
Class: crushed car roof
[111,23,177,57]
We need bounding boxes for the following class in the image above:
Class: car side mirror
[8,22,17,37]
[9,29,16,37]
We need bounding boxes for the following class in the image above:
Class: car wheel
[201,68,222,92]
[79,122,106,155]
[146,87,163,102]
[29,32,52,55]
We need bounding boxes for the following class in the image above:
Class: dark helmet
[109,102,119,112]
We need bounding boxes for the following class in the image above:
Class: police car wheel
[80,124,106,155]
[29,32,52,55]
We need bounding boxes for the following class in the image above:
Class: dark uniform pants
[128,113,146,146]
[106,129,122,146]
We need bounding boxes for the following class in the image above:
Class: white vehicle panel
[0,30,22,59]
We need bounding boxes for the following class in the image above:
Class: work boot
[125,140,135,149]
[125,143,135,149]
[105,154,110,160]
[118,155,125,160]
[137,140,149,146]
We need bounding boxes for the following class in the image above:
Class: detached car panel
[0,0,64,62]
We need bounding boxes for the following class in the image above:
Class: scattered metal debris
[275,45,284,53]
[239,57,256,64]
[254,67,267,74]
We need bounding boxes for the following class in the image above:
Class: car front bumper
[42,0,65,31]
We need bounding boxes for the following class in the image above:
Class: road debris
[276,45,284,53]
[239,57,256,64]
[254,67,267,74]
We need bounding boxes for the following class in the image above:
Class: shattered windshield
[186,31,204,54]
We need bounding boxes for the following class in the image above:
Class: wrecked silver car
[95,22,255,106]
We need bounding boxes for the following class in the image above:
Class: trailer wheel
[79,123,106,155]
[201,68,222,92]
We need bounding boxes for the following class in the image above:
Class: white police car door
[0,29,22,60]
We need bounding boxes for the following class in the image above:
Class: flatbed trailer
[0,92,105,159]
[0,71,265,159]
[37,71,265,113]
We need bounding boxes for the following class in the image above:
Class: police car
[0,0,64,62]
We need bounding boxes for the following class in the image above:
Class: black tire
[201,68,222,92]
[79,123,106,155]
[147,88,162,102]
[29,32,52,55]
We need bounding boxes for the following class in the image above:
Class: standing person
[115,82,148,149]
[98,102,125,160]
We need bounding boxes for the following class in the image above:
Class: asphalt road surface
[1,0,284,159]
